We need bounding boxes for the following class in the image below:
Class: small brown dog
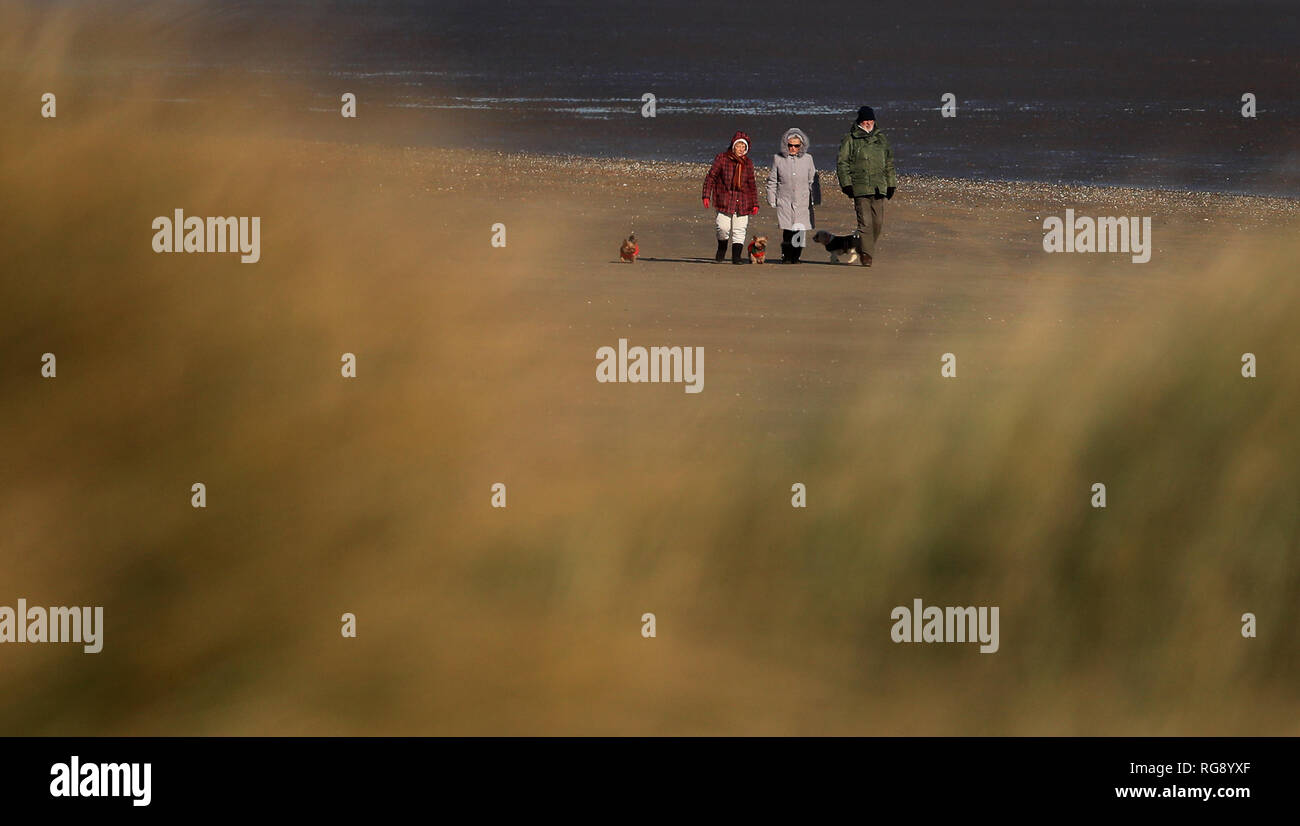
[747,236,767,264]
[619,234,639,263]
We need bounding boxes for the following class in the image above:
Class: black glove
[886,186,896,200]
[841,185,854,198]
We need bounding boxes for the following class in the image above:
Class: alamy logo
[596,338,704,394]
[1042,209,1152,263]
[0,598,103,653]
[50,756,151,807]
[152,209,261,263]
[891,598,1000,653]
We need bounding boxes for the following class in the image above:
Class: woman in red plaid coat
[702,130,759,264]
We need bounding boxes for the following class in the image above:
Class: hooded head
[779,127,810,158]
[728,130,751,160]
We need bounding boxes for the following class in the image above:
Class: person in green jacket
[836,106,897,267]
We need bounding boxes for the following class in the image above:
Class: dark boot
[714,239,728,263]
[855,234,872,267]
[780,230,795,263]
[731,243,745,264]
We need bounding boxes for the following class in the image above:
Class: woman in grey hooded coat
[766,127,821,263]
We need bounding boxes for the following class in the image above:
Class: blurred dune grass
[1,0,1297,734]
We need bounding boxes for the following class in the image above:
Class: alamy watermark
[152,209,261,263]
[1042,209,1152,263]
[596,338,703,394]
[0,598,103,653]
[50,756,150,806]
[891,598,999,653]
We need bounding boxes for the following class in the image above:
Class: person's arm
[702,156,722,206]
[745,161,759,214]
[809,157,821,206]
[884,135,897,196]
[836,135,854,195]
[766,157,779,207]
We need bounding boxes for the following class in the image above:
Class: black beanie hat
[856,105,876,123]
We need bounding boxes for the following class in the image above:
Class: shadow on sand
[618,257,843,267]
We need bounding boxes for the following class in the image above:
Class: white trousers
[714,211,749,244]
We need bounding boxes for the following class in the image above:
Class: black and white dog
[811,230,860,265]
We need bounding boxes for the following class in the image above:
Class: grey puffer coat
[766,127,820,230]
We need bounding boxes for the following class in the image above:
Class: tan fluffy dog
[619,234,638,263]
